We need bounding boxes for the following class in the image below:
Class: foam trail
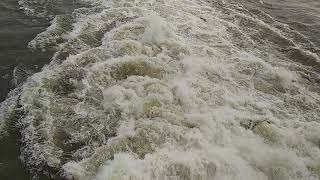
[1,0,320,179]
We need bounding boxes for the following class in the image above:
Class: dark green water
[0,0,82,179]
[0,1,50,179]
[0,0,51,102]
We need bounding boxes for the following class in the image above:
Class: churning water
[0,0,320,180]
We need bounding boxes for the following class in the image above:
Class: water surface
[0,0,319,179]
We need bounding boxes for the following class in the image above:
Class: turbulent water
[0,0,320,179]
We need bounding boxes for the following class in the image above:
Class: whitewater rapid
[1,0,320,179]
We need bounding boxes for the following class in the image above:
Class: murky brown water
[245,0,320,46]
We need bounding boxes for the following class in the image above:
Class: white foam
[94,153,150,180]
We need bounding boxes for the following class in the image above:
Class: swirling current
[0,0,320,180]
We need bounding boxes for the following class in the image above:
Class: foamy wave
[2,0,320,179]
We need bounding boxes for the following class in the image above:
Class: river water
[0,0,319,180]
